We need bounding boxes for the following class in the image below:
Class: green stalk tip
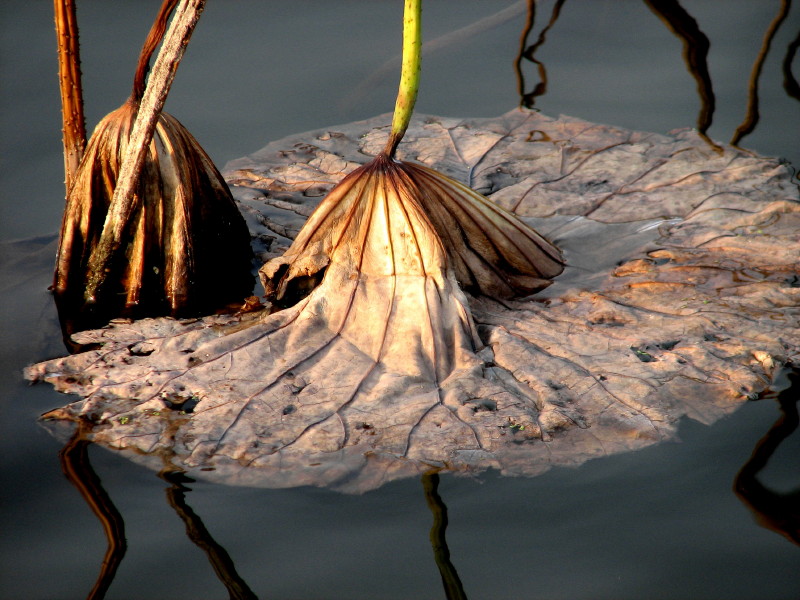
[385,0,422,158]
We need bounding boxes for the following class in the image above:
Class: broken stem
[84,0,205,302]
[385,0,422,157]
[54,0,87,196]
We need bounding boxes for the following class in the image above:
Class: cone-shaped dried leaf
[27,110,800,493]
[53,100,253,333]
[36,153,492,489]
[261,154,562,305]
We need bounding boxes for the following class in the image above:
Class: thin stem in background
[54,0,87,196]
[132,0,181,102]
[644,0,717,142]
[514,0,536,103]
[782,27,800,100]
[515,0,566,109]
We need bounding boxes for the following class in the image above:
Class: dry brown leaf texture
[27,109,800,493]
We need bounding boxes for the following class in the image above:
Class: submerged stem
[385,0,422,157]
[423,472,468,600]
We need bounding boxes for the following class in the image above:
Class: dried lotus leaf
[54,101,253,335]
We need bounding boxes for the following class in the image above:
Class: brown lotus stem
[54,0,87,196]
[84,0,206,302]
[734,366,800,546]
[132,0,180,102]
[783,28,800,100]
[644,0,722,152]
[514,0,536,103]
[422,472,468,600]
[515,0,565,108]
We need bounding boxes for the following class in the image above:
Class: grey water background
[1,1,798,598]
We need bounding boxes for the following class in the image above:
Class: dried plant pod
[54,101,253,331]
[261,153,562,305]
[52,0,252,336]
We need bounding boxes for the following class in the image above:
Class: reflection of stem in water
[643,0,716,140]
[59,430,127,600]
[161,471,259,600]
[422,472,468,600]
[782,27,800,100]
[514,0,566,108]
[514,0,536,104]
[731,0,792,146]
[734,365,800,546]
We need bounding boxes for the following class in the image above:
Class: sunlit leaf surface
[27,109,800,492]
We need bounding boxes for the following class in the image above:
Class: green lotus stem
[385,0,422,157]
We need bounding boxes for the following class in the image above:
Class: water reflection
[161,471,259,600]
[423,472,468,600]
[61,437,477,598]
[734,365,800,546]
[783,28,800,99]
[59,427,126,600]
[60,369,800,598]
[516,0,799,148]
[514,0,566,108]
[61,434,256,599]
[643,0,716,140]
[731,0,793,146]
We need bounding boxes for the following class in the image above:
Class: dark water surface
[1,1,799,598]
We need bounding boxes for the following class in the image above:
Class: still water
[1,1,798,598]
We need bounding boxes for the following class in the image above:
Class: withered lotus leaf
[53,0,252,336]
[261,152,563,307]
[53,101,253,333]
[28,110,800,493]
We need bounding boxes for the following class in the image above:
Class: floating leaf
[28,109,800,493]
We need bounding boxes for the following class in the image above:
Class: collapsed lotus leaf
[27,109,800,493]
[261,153,563,307]
[53,100,254,334]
